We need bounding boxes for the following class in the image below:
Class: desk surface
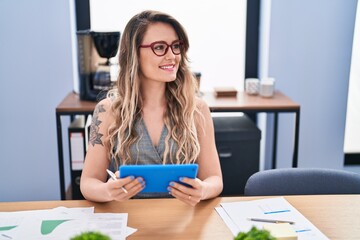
[56,91,300,113]
[56,91,97,113]
[0,195,358,240]
[202,91,300,112]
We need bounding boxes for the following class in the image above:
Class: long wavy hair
[107,10,202,167]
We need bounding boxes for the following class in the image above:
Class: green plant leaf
[70,231,111,240]
[234,226,276,240]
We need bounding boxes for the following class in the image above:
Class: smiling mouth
[159,64,175,70]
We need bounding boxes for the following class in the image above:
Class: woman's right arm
[80,99,143,202]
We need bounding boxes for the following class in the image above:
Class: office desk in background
[0,195,358,240]
[201,91,300,169]
[56,91,300,200]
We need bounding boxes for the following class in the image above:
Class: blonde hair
[107,10,202,167]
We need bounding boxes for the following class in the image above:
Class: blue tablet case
[119,164,198,193]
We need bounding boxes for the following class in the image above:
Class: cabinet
[213,114,261,196]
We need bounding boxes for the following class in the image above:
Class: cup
[260,78,275,97]
[245,78,260,95]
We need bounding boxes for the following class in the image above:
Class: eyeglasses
[139,40,183,57]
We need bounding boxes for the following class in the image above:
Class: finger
[169,180,198,196]
[113,171,145,196]
[107,175,134,187]
[169,181,190,194]
[169,179,203,203]
[107,176,144,199]
[107,183,127,201]
[123,177,145,193]
[178,177,197,188]
[169,187,199,206]
[112,179,145,201]
[168,182,196,201]
[111,189,126,200]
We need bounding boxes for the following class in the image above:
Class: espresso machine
[76,30,121,101]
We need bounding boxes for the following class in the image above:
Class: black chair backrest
[244,168,360,196]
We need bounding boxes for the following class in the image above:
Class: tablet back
[119,164,198,193]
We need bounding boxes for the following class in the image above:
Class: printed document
[215,197,329,240]
[0,206,135,240]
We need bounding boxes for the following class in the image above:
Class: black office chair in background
[244,168,360,196]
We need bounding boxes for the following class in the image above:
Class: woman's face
[139,22,181,84]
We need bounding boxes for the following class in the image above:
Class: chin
[163,75,177,82]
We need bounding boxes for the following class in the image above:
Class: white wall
[0,0,73,201]
[269,0,358,168]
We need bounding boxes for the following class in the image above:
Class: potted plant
[234,226,276,240]
[70,231,111,240]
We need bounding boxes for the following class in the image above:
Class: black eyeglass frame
[139,40,184,56]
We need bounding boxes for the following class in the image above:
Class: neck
[140,82,167,109]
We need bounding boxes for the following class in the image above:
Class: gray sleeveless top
[129,118,172,164]
[110,118,178,198]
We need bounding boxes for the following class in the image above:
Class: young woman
[80,10,223,206]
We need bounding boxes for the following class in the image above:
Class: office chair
[244,168,360,196]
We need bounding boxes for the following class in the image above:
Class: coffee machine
[76,30,121,101]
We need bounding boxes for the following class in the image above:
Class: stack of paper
[0,206,136,240]
[215,197,329,240]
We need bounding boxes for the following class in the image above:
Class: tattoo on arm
[89,104,106,146]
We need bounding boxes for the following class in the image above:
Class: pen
[106,169,128,194]
[247,218,295,225]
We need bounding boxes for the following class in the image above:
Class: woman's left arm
[194,99,223,200]
[169,99,223,205]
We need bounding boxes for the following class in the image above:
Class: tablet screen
[119,164,198,193]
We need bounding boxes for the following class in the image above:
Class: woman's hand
[167,177,206,206]
[105,172,145,201]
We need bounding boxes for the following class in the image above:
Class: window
[344,1,360,164]
[74,0,259,91]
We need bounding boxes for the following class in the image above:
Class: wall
[269,0,358,168]
[0,0,73,201]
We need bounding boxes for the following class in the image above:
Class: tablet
[119,164,198,193]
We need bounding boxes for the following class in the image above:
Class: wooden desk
[0,195,358,240]
[56,91,300,200]
[202,91,300,170]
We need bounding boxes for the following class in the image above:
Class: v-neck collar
[139,118,167,159]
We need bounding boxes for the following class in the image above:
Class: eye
[172,43,181,49]
[172,42,181,50]
[153,43,166,51]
